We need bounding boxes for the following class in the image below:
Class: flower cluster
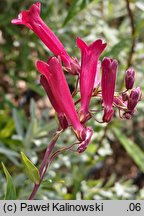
[12,2,142,153]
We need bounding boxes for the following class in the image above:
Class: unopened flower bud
[127,87,142,111]
[125,68,135,90]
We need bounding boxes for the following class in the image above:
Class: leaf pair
[2,152,40,200]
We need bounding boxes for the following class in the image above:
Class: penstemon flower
[11,2,142,200]
[101,57,118,122]
[77,37,106,121]
[11,2,80,74]
[37,57,86,141]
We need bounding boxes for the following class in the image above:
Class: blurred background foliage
[0,0,144,200]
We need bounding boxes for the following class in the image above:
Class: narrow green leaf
[21,152,40,184]
[113,128,144,172]
[0,119,15,138]
[30,99,36,119]
[0,143,20,166]
[0,145,19,158]
[13,108,24,138]
[63,0,97,26]
[104,38,130,58]
[2,163,16,200]
[63,0,78,26]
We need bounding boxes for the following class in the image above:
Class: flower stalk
[29,130,61,200]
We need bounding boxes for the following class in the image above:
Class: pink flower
[37,57,86,140]
[11,2,80,74]
[77,37,106,121]
[101,57,118,122]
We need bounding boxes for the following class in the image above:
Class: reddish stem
[28,130,61,200]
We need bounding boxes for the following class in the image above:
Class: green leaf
[13,108,24,138]
[23,99,38,147]
[0,119,15,138]
[2,163,16,200]
[0,143,20,166]
[21,152,40,184]
[30,99,36,119]
[113,128,144,172]
[63,0,97,26]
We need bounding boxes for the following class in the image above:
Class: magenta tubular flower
[77,37,106,121]
[11,2,80,74]
[37,57,86,140]
[101,57,118,122]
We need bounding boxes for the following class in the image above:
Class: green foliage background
[0,0,144,199]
